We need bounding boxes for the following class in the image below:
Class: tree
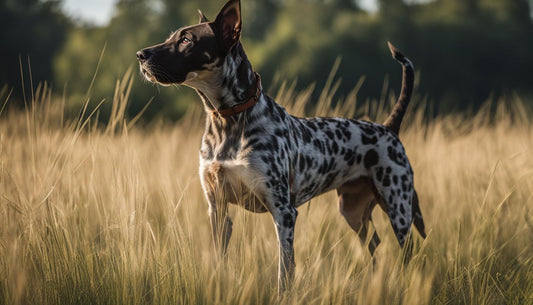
[0,0,71,104]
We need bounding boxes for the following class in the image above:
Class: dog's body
[138,0,426,292]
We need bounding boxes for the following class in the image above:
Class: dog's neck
[186,42,257,114]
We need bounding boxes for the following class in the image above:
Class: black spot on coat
[364,149,379,169]
[361,134,378,145]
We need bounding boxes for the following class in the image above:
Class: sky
[61,0,379,26]
[62,0,116,25]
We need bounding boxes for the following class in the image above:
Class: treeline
[2,0,533,120]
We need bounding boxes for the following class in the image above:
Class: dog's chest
[199,118,274,204]
[199,145,272,212]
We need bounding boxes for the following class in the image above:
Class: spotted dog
[137,0,426,292]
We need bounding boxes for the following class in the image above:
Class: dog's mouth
[139,63,176,86]
[140,67,156,83]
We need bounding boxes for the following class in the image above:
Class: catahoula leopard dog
[137,0,426,292]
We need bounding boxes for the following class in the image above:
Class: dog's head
[136,0,242,86]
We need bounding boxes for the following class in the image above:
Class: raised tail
[384,43,426,240]
[383,42,415,135]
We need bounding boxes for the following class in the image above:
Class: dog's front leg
[208,198,232,256]
[269,193,298,293]
[201,168,233,257]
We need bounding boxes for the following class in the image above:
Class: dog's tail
[384,43,426,240]
[382,42,415,135]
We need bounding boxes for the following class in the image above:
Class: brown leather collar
[214,72,262,118]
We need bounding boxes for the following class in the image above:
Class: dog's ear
[198,9,209,23]
[214,0,241,53]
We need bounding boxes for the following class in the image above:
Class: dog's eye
[181,37,192,45]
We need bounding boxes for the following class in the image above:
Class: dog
[137,0,426,292]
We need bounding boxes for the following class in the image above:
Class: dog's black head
[137,0,242,86]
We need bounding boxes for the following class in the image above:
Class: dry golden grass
[1,72,532,304]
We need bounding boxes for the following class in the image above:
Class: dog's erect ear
[198,9,209,23]
[214,0,241,53]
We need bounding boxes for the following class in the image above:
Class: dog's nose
[136,49,152,62]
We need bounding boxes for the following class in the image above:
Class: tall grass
[1,71,532,305]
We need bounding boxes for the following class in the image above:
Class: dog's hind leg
[412,189,427,239]
[367,216,381,255]
[369,166,414,250]
[337,178,380,256]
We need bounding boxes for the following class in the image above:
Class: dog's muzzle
[137,50,154,81]
[136,49,169,85]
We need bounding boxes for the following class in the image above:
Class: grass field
[1,73,532,305]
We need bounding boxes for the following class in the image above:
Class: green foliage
[1,0,533,120]
[250,0,533,111]
[409,0,533,110]
[0,0,71,105]
[53,0,195,121]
